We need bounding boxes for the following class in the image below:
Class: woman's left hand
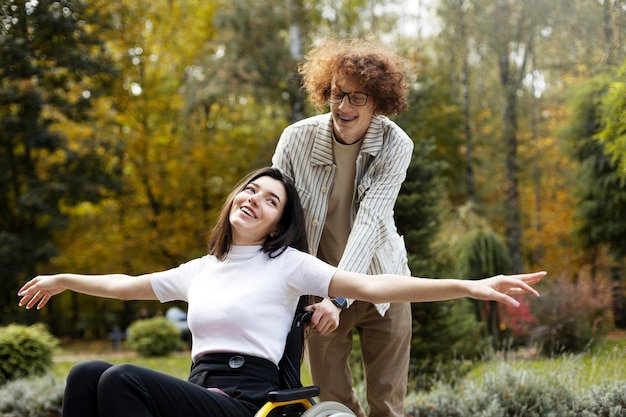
[468,271,546,307]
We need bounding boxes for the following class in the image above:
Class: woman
[18,167,545,417]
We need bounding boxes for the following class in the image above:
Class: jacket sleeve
[271,126,296,180]
[336,134,413,275]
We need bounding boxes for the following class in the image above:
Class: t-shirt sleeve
[150,257,206,302]
[282,248,337,298]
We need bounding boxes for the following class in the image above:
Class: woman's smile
[229,176,286,245]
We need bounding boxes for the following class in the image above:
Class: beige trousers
[305,301,412,417]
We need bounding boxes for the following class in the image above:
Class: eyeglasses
[324,90,369,106]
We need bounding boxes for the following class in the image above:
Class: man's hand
[305,298,342,335]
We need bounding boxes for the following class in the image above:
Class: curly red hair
[299,36,409,116]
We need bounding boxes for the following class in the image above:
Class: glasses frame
[324,90,370,106]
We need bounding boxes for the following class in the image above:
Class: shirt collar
[310,114,383,166]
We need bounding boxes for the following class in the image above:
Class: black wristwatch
[331,297,348,310]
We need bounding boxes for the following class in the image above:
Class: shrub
[0,373,63,417]
[464,364,578,417]
[0,323,59,385]
[125,317,182,357]
[405,364,600,417]
[577,380,626,416]
[404,384,465,417]
[525,274,612,355]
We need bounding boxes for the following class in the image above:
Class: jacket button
[312,220,319,227]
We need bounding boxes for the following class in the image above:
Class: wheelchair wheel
[300,401,356,417]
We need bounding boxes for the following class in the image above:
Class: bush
[0,323,59,385]
[464,364,578,417]
[404,384,465,417]
[526,274,612,355]
[577,381,626,416]
[0,373,63,417]
[406,364,588,417]
[405,364,626,416]
[125,317,182,357]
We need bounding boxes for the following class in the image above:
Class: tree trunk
[499,60,524,274]
[603,0,615,66]
[459,0,475,203]
[287,0,306,123]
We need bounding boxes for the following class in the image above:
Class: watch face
[333,299,347,309]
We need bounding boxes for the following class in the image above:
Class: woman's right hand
[18,274,65,310]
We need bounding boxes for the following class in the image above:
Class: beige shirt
[318,139,362,267]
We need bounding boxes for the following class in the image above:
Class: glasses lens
[326,91,368,106]
[330,93,344,103]
[350,93,367,106]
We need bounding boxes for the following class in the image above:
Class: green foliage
[578,381,626,417]
[456,227,512,278]
[404,384,465,417]
[0,0,118,323]
[395,136,446,276]
[563,72,626,260]
[125,317,182,357]
[596,60,626,179]
[456,225,513,342]
[526,275,611,355]
[393,135,486,390]
[394,60,465,205]
[409,299,486,391]
[465,365,578,417]
[406,364,626,416]
[0,324,59,384]
[0,373,63,417]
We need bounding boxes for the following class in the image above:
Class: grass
[463,335,626,393]
[52,335,626,393]
[52,339,314,385]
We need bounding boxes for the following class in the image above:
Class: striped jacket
[272,113,413,315]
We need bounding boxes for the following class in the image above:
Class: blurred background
[1,0,625,384]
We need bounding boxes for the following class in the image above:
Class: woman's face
[229,175,287,246]
[329,76,376,145]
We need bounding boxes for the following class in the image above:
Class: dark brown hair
[299,36,409,116]
[207,167,308,260]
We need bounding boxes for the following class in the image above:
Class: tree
[455,212,512,344]
[596,61,626,178]
[395,138,445,277]
[436,0,476,203]
[395,99,487,387]
[44,0,226,337]
[0,0,118,325]
[471,0,545,273]
[563,71,626,328]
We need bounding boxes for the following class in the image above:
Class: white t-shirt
[150,245,337,365]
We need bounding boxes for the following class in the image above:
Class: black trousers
[62,354,280,417]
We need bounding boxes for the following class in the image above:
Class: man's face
[329,76,376,145]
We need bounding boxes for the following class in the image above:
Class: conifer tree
[563,72,626,328]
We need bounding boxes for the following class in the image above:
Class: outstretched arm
[18,273,157,310]
[328,270,545,308]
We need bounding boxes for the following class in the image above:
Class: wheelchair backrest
[278,310,313,389]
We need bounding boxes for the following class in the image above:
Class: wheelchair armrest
[267,385,320,402]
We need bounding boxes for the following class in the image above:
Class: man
[272,36,413,417]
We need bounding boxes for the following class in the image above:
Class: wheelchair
[253,311,356,417]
